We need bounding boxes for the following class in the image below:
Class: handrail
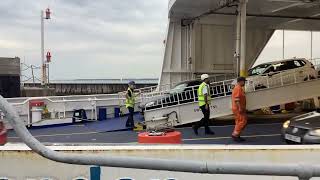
[144,59,320,111]
[0,95,320,180]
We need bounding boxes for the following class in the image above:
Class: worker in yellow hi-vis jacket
[192,74,215,135]
[125,81,136,129]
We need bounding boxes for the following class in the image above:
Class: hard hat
[201,74,209,81]
[128,81,136,85]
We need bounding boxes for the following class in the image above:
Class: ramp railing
[1,95,320,180]
[144,79,234,110]
[145,59,320,111]
[134,74,236,106]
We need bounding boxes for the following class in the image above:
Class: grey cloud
[0,0,167,80]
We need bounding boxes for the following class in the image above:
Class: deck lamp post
[41,8,51,86]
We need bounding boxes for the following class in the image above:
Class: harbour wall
[22,79,158,96]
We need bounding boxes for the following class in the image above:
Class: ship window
[118,178,134,180]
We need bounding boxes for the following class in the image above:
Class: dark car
[143,79,233,111]
[282,109,320,144]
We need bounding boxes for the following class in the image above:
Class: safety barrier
[1,94,124,127]
[144,59,320,111]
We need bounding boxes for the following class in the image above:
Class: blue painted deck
[6,113,301,145]
[85,113,144,132]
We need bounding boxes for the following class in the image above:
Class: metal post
[222,81,226,96]
[41,10,46,86]
[283,29,285,59]
[239,0,247,77]
[31,65,35,86]
[47,63,50,85]
[235,5,241,77]
[311,31,313,60]
[299,177,310,180]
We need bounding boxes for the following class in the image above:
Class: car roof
[175,79,201,85]
[252,58,307,69]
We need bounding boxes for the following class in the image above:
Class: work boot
[232,135,246,142]
[192,125,199,135]
[205,128,215,135]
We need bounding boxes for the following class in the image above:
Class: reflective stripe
[198,82,211,107]
[125,88,135,108]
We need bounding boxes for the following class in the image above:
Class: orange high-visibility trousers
[232,110,247,136]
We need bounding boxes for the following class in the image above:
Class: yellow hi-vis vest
[125,88,135,108]
[198,82,211,107]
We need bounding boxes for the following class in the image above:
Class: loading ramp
[143,61,320,130]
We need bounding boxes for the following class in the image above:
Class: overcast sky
[0,0,319,81]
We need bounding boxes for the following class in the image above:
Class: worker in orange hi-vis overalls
[231,77,248,142]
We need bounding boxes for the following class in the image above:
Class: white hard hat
[201,74,209,80]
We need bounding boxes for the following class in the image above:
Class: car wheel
[303,76,314,81]
[285,140,296,144]
[255,85,267,90]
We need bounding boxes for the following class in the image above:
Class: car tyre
[255,85,267,90]
[285,140,296,144]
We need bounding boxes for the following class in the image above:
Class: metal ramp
[143,60,320,130]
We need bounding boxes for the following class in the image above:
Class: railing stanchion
[222,81,226,96]
[193,86,197,102]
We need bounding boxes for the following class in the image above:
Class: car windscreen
[170,83,188,94]
[248,63,271,76]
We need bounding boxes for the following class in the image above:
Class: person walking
[231,77,248,142]
[192,74,215,135]
[125,81,136,129]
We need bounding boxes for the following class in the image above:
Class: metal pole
[31,65,35,86]
[41,10,46,86]
[47,63,50,85]
[311,31,313,60]
[239,0,247,77]
[235,4,241,77]
[1,95,320,180]
[283,29,285,59]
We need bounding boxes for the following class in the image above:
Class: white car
[246,58,317,91]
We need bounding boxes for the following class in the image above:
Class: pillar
[239,0,247,77]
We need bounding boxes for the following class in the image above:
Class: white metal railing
[2,94,124,126]
[246,58,320,92]
[144,59,320,111]
[144,79,234,110]
[119,74,236,106]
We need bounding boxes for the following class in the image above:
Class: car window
[170,83,188,94]
[248,63,271,76]
[188,81,201,87]
[273,62,291,72]
[294,60,302,67]
[264,66,275,74]
[298,60,306,66]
